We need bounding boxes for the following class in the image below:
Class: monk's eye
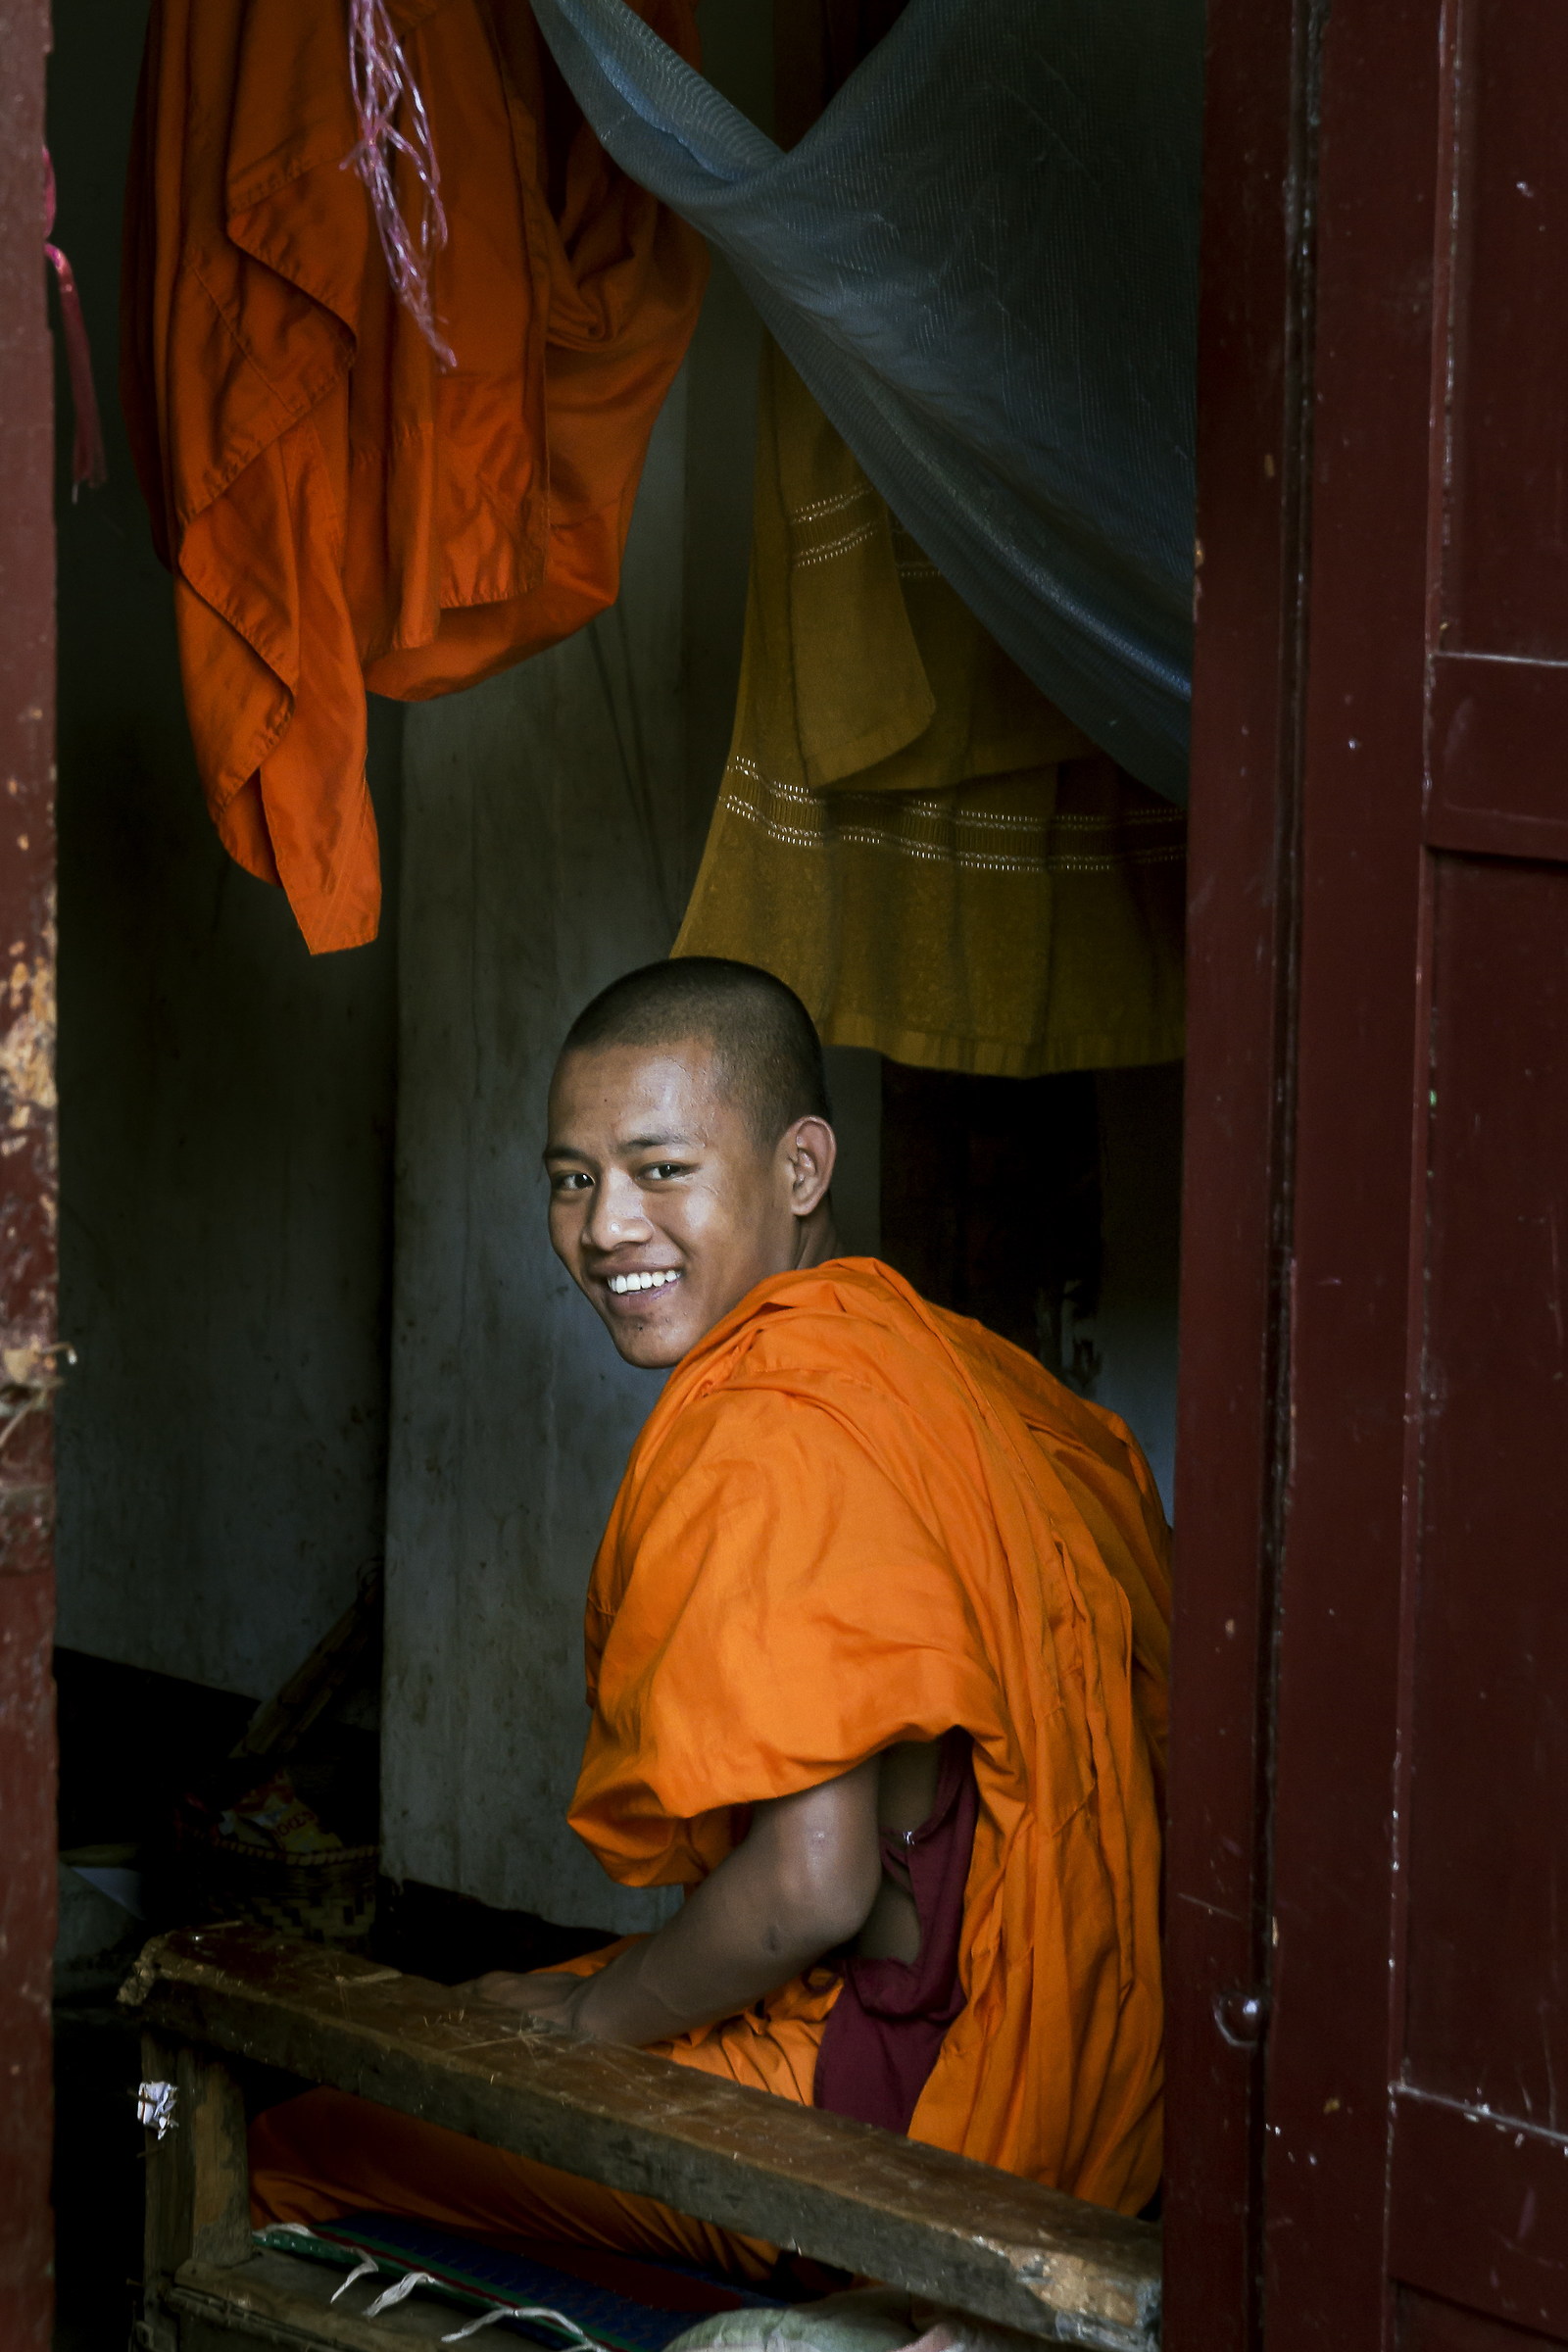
[642,1161,691,1183]
[550,1170,593,1194]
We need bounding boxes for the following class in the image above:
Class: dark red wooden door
[1172,1,1568,2347]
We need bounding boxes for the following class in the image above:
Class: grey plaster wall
[380,0,775,1930]
[383,393,689,1933]
[50,0,402,1701]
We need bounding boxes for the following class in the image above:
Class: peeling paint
[1,1345,46,1389]
[0,924,57,1122]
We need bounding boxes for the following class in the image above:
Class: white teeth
[608,1270,679,1296]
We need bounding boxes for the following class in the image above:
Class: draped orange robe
[252,1259,1170,2265]
[122,0,706,954]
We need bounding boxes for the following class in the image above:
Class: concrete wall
[380,0,777,1929]
[50,0,402,1702]
[383,405,686,1934]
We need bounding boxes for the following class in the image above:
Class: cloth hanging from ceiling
[673,343,1187,1079]
[528,0,1202,804]
[122,0,707,954]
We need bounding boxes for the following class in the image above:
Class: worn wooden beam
[169,2251,460,2348]
[142,2034,255,2350]
[122,1927,1160,2352]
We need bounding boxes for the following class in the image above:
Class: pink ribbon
[344,0,455,366]
[42,148,107,494]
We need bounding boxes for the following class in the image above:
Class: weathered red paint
[0,0,59,2340]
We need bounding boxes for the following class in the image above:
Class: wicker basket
[172,1808,377,1946]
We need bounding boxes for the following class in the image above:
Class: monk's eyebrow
[542,1131,701,1166]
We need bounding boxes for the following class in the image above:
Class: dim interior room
[44,2,1185,2334]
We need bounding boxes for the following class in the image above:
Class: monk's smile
[544,1037,837,1370]
[599,1263,686,1321]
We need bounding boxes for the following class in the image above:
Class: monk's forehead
[547,1036,737,1144]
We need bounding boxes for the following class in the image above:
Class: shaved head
[547,959,839,1367]
[559,957,831,1149]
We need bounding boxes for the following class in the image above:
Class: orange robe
[253,1259,1170,2265]
[122,0,707,954]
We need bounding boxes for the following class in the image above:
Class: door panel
[1403,856,1568,2126]
[1391,2099,1568,2337]
[1428,0,1568,859]
[1399,2286,1568,2352]
[1427,660,1568,859]
[1213,0,1568,2346]
[1441,0,1568,661]
[1392,22,1568,2345]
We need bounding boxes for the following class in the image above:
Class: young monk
[252,957,1171,2275]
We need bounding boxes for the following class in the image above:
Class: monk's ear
[782,1115,836,1215]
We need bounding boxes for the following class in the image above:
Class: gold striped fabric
[674,344,1186,1079]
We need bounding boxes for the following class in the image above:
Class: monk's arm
[468,1760,884,2045]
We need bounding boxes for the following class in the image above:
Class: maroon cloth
[813,1730,979,2133]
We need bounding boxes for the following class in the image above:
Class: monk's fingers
[450,1970,532,2007]
[512,1971,585,2018]
[453,1969,582,2020]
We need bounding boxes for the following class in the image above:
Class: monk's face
[545,1040,837,1369]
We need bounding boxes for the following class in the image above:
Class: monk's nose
[584,1172,654,1253]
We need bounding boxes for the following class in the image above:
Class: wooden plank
[170,2251,464,2349]
[145,2032,255,2347]
[170,2252,1077,2352]
[122,1927,1160,2352]
[188,2050,255,2268]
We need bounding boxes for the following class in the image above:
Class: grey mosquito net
[529,0,1203,804]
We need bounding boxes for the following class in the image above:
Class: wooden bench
[122,1925,1161,2352]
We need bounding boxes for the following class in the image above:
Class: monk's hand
[456,1969,588,2028]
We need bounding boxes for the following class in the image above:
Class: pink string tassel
[42,148,107,494]
[344,0,455,366]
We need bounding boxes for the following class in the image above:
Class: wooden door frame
[1256,0,1443,2338]
[1167,2,1525,2347]
[0,2,62,2344]
[1165,0,1321,2344]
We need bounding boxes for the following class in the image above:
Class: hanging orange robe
[122,0,707,954]
[252,1259,1170,2267]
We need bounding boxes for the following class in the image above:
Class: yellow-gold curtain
[673,343,1186,1078]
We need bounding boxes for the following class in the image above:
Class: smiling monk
[251,957,1172,2276]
